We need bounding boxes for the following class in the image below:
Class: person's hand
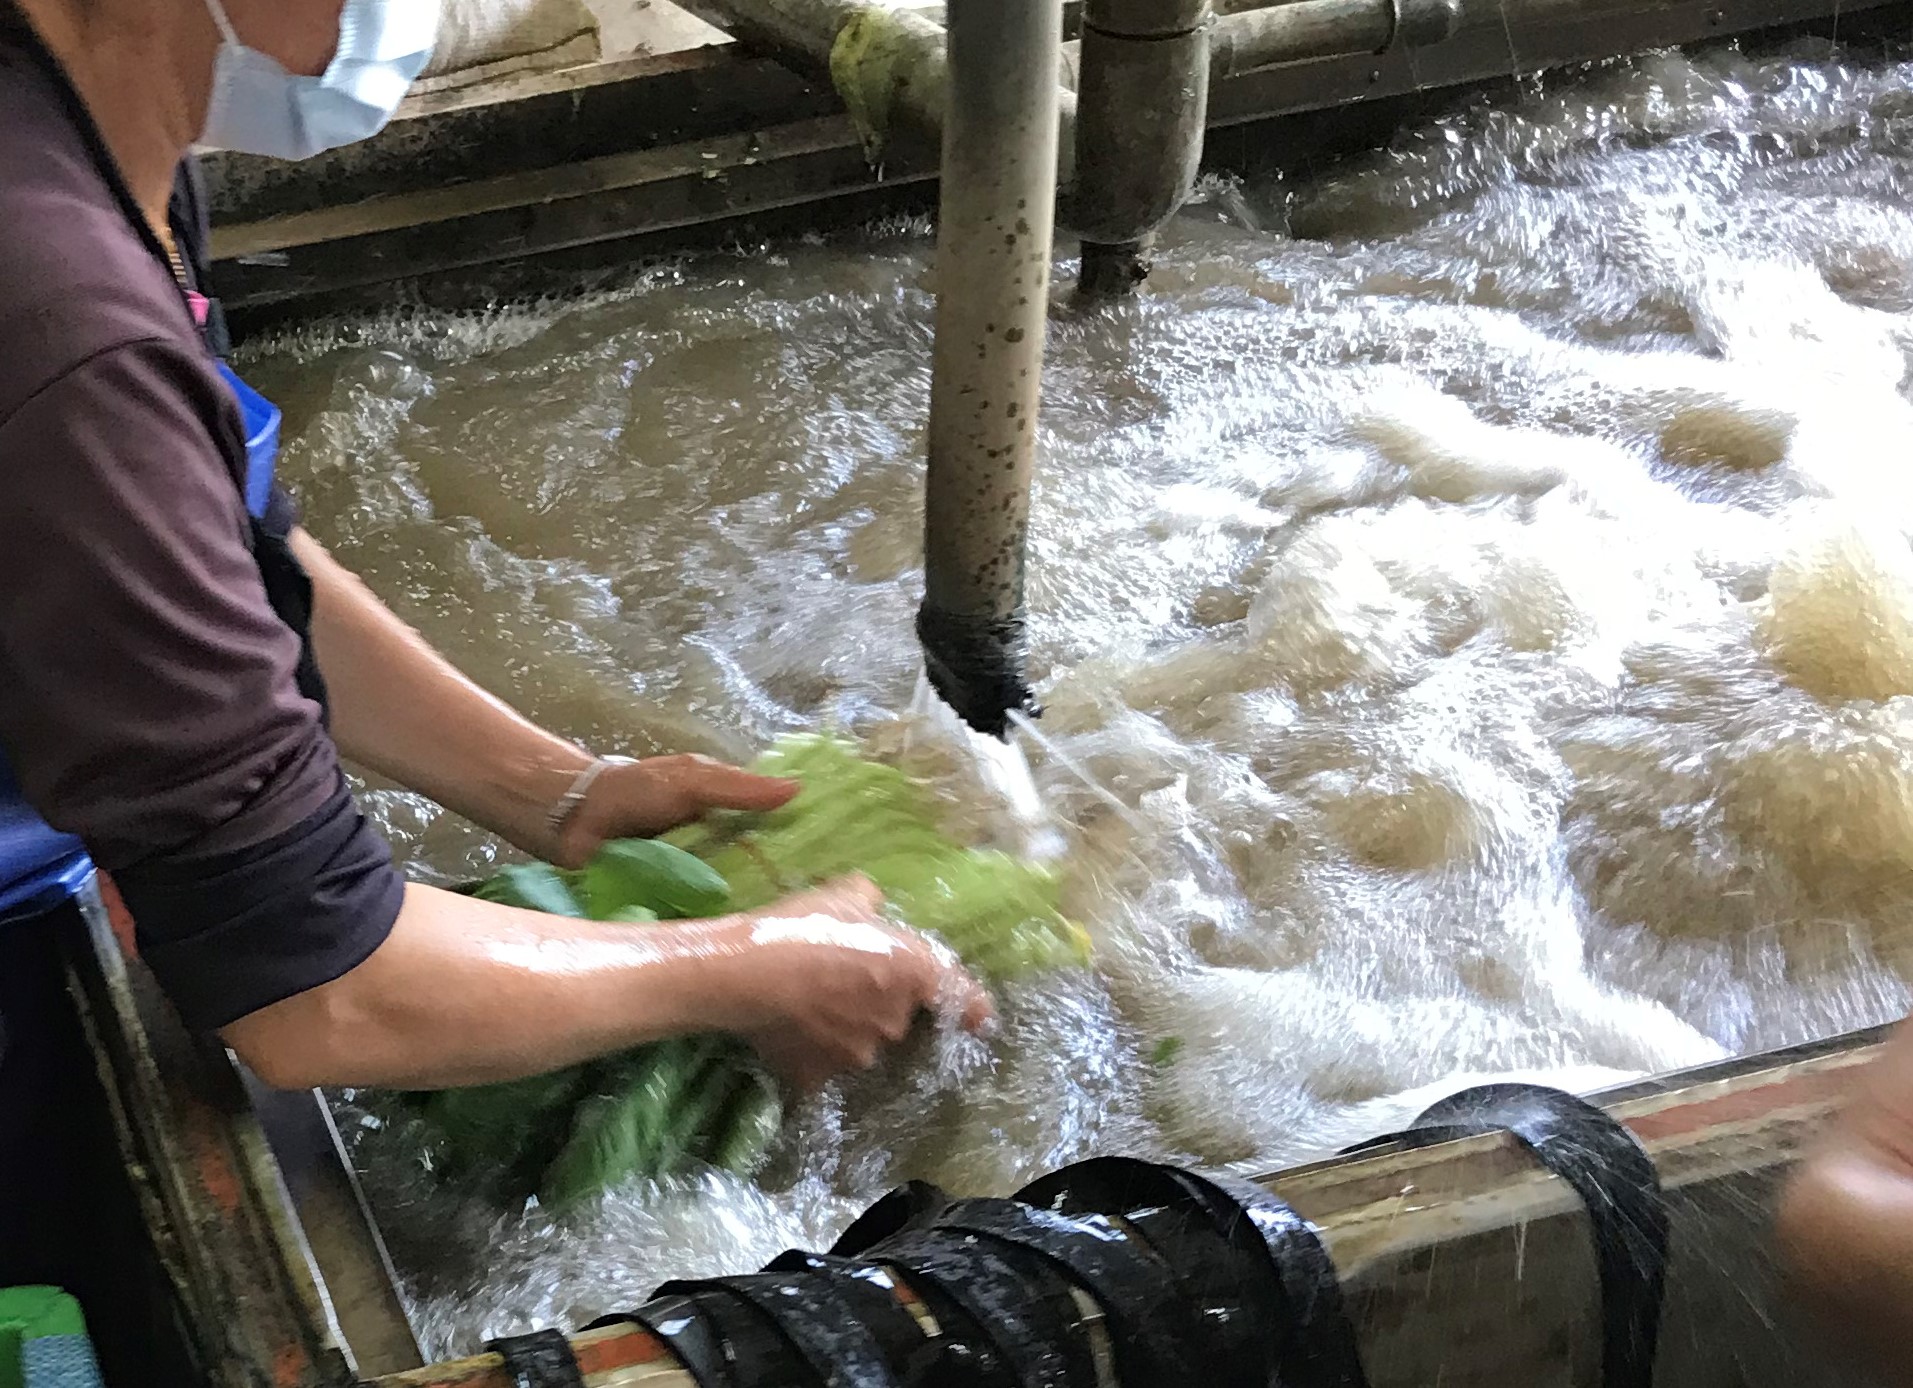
[713,875,994,1093]
[556,753,799,866]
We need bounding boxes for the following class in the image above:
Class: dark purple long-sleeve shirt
[0,17,403,1030]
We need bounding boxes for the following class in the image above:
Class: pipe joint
[1084,0,1212,39]
[1066,0,1212,246]
[1388,0,1462,49]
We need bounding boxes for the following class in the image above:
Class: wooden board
[359,1029,1892,1388]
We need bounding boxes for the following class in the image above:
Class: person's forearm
[291,528,590,859]
[1777,1018,1913,1378]
[218,882,758,1090]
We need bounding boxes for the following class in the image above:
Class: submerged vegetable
[412,733,1089,1210]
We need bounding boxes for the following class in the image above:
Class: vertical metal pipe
[917,0,1065,737]
[1069,0,1212,298]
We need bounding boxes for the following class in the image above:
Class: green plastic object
[409,734,1090,1209]
[0,1287,97,1388]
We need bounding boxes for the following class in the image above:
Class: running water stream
[240,36,1913,1355]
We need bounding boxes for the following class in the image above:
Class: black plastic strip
[766,1253,947,1379]
[885,1269,1024,1388]
[584,1296,732,1388]
[772,1251,1020,1388]
[1168,1168,1373,1388]
[871,1229,1099,1388]
[1016,1157,1276,1388]
[487,1329,585,1388]
[921,1197,1197,1387]
[831,1181,956,1257]
[661,1271,903,1388]
[588,1286,815,1388]
[1347,1083,1668,1388]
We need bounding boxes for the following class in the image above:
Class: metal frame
[62,879,419,1387]
[206,0,1905,326]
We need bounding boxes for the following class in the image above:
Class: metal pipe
[696,0,1456,203]
[1070,0,1212,297]
[917,0,1065,737]
[1208,0,1463,79]
[693,0,1077,175]
[1056,0,1466,89]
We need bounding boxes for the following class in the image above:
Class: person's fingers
[958,983,996,1034]
[663,756,798,812]
[821,873,884,914]
[919,946,993,1034]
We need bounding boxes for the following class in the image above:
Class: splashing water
[245,38,1913,1356]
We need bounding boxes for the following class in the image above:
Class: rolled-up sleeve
[0,337,402,1030]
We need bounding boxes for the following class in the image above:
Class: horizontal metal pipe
[1061,0,1465,89]
[699,0,1460,183]
[696,0,1078,177]
[1211,0,1394,76]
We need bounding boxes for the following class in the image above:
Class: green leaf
[579,839,732,921]
[709,1070,782,1176]
[1150,1036,1185,1067]
[429,732,1092,1205]
[421,1067,592,1194]
[604,905,661,924]
[537,1049,677,1211]
[471,863,585,917]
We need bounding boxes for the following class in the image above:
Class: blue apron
[0,363,282,925]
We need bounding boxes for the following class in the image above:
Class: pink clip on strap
[186,291,210,329]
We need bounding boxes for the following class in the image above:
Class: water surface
[242,38,1913,1354]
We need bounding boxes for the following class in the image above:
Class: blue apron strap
[0,756,93,925]
[214,362,282,521]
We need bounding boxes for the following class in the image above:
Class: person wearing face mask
[0,0,992,1360]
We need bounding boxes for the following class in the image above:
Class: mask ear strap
[201,0,239,46]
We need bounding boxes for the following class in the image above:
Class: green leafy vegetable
[579,839,731,921]
[411,732,1089,1209]
[676,735,1090,980]
[471,862,585,917]
[603,904,661,924]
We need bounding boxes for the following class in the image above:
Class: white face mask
[198,0,441,161]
